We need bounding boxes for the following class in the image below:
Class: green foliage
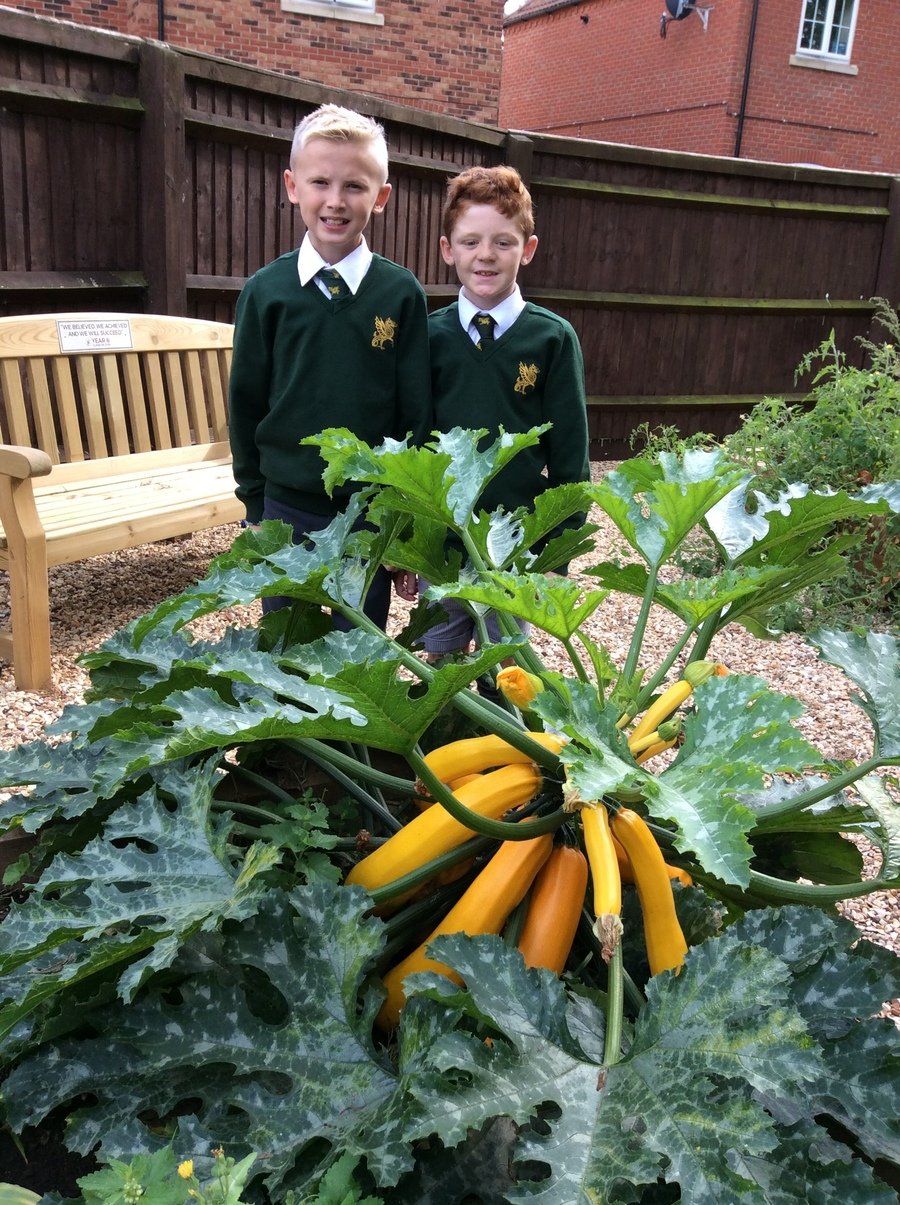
[0,428,898,1201]
[627,298,900,629]
[721,298,900,627]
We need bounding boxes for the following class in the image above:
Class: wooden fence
[2,6,898,457]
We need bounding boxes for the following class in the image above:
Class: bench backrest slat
[0,360,32,446]
[50,357,86,463]
[27,359,59,460]
[75,357,109,460]
[98,354,131,457]
[163,350,193,448]
[208,348,231,441]
[0,313,234,464]
[122,353,152,451]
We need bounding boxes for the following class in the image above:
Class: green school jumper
[229,250,431,523]
[429,301,590,558]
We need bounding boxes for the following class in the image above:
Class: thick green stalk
[752,758,893,824]
[411,751,567,842]
[747,868,900,904]
[603,942,625,1067]
[578,909,644,1014]
[286,739,418,796]
[630,622,696,717]
[211,799,284,825]
[563,636,590,683]
[369,835,494,906]
[686,612,721,665]
[298,742,402,834]
[621,561,660,686]
[226,762,296,806]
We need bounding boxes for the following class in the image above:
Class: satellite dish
[660,1,713,37]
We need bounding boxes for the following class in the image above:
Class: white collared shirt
[457,286,526,344]
[297,234,372,296]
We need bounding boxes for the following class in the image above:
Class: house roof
[503,0,588,27]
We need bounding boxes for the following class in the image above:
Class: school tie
[317,267,351,300]
[474,312,496,348]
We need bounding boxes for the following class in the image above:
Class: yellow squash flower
[496,666,544,710]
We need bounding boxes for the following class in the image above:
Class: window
[796,0,858,61]
[280,0,383,23]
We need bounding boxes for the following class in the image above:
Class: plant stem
[410,751,568,841]
[578,909,644,1014]
[747,868,900,904]
[686,613,720,664]
[211,799,284,824]
[370,835,495,906]
[751,759,892,824]
[450,690,565,774]
[563,636,590,683]
[338,588,564,773]
[632,623,696,713]
[285,738,418,796]
[226,762,296,805]
[297,742,402,834]
[621,562,660,686]
[603,942,625,1067]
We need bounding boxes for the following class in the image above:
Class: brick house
[500,0,899,174]
[2,0,504,123]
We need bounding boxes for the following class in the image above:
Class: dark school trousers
[260,496,392,631]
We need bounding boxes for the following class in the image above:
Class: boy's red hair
[442,165,535,240]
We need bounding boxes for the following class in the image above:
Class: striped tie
[474,312,496,348]
[317,267,350,300]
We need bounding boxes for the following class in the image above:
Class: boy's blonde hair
[442,165,535,241]
[290,103,389,183]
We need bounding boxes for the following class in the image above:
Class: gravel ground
[1,475,897,1023]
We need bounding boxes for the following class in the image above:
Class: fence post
[138,41,187,316]
[503,132,534,183]
[873,176,900,309]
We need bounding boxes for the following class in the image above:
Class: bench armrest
[0,444,53,480]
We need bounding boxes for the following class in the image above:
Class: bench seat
[0,312,240,690]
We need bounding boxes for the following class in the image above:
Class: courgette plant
[0,429,898,1204]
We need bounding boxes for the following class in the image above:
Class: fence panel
[1,7,897,457]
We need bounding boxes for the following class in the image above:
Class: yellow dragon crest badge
[371,316,397,350]
[514,361,539,394]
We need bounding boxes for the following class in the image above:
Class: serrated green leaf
[3,887,406,1196]
[589,450,746,568]
[310,426,549,532]
[854,774,900,878]
[809,629,900,757]
[403,926,821,1205]
[708,481,887,567]
[0,759,274,1035]
[425,572,606,641]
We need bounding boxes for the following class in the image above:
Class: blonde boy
[229,104,429,627]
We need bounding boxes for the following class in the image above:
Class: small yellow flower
[177,1160,194,1180]
[496,666,544,710]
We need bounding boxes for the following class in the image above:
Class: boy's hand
[391,569,418,601]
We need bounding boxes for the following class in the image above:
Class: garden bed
[1,484,897,988]
[0,448,896,1200]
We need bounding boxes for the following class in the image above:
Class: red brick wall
[6,0,503,123]
[500,0,899,173]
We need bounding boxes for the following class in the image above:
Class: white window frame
[795,0,859,63]
[281,0,384,25]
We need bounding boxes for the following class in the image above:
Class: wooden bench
[0,311,243,691]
